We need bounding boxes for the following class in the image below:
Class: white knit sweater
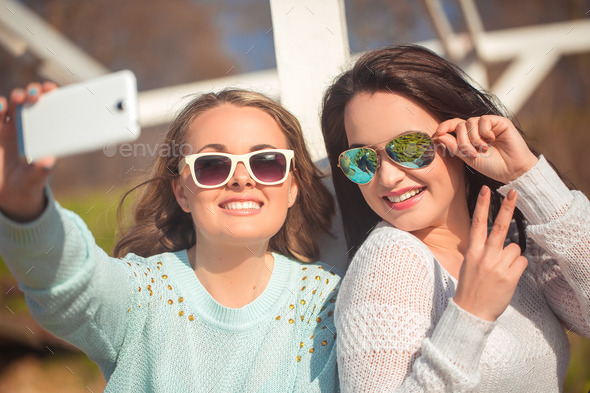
[335,156,590,392]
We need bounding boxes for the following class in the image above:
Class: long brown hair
[321,44,536,258]
[114,89,334,262]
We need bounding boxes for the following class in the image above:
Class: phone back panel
[17,70,140,162]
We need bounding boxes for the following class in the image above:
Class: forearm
[0,189,90,289]
[337,300,494,393]
[498,155,590,331]
[0,190,133,358]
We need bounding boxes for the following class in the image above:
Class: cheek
[358,183,382,212]
[430,156,466,206]
[441,156,465,190]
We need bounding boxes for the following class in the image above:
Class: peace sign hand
[453,186,528,322]
[435,115,538,184]
[0,82,57,222]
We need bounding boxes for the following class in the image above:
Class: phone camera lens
[116,100,125,111]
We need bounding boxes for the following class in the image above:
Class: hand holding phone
[0,82,57,222]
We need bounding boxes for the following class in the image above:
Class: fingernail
[507,189,517,201]
[0,103,3,111]
[480,185,489,196]
[29,87,38,95]
[481,144,489,153]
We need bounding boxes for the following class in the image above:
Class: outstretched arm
[0,85,135,375]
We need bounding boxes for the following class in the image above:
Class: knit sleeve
[498,155,590,337]
[293,264,340,393]
[0,191,134,375]
[335,224,495,392]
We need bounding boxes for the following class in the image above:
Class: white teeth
[386,188,424,203]
[222,201,261,210]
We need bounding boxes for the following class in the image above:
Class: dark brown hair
[114,89,334,262]
[321,44,534,258]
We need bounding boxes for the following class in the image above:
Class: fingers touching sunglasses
[179,149,294,188]
[338,132,435,185]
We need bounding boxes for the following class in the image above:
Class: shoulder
[343,222,436,301]
[116,250,188,288]
[273,253,339,317]
[353,221,433,270]
[364,221,427,247]
[275,253,342,285]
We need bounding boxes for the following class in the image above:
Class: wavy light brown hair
[114,89,334,262]
[321,44,541,259]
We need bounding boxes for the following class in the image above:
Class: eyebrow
[196,143,278,153]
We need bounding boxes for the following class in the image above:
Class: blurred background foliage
[0,0,589,391]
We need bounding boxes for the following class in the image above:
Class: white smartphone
[16,70,140,163]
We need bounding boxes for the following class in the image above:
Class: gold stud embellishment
[168,299,173,305]
[321,341,327,346]
[188,315,194,321]
[276,316,281,320]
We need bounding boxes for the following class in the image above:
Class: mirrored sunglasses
[338,132,435,185]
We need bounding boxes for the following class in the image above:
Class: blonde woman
[0,86,340,392]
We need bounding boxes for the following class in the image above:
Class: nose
[228,161,255,188]
[375,152,406,188]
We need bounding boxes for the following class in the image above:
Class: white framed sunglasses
[178,149,295,189]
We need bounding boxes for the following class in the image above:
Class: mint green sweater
[0,196,341,392]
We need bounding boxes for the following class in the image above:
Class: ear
[287,173,299,208]
[172,176,191,213]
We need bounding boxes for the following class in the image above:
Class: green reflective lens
[338,148,378,184]
[385,132,435,169]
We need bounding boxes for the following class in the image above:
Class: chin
[382,214,429,233]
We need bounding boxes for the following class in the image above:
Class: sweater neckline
[171,250,292,328]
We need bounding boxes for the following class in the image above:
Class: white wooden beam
[269,0,350,271]
[422,0,463,62]
[477,20,590,62]
[0,0,108,84]
[269,0,350,167]
[138,69,280,128]
[491,49,561,114]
